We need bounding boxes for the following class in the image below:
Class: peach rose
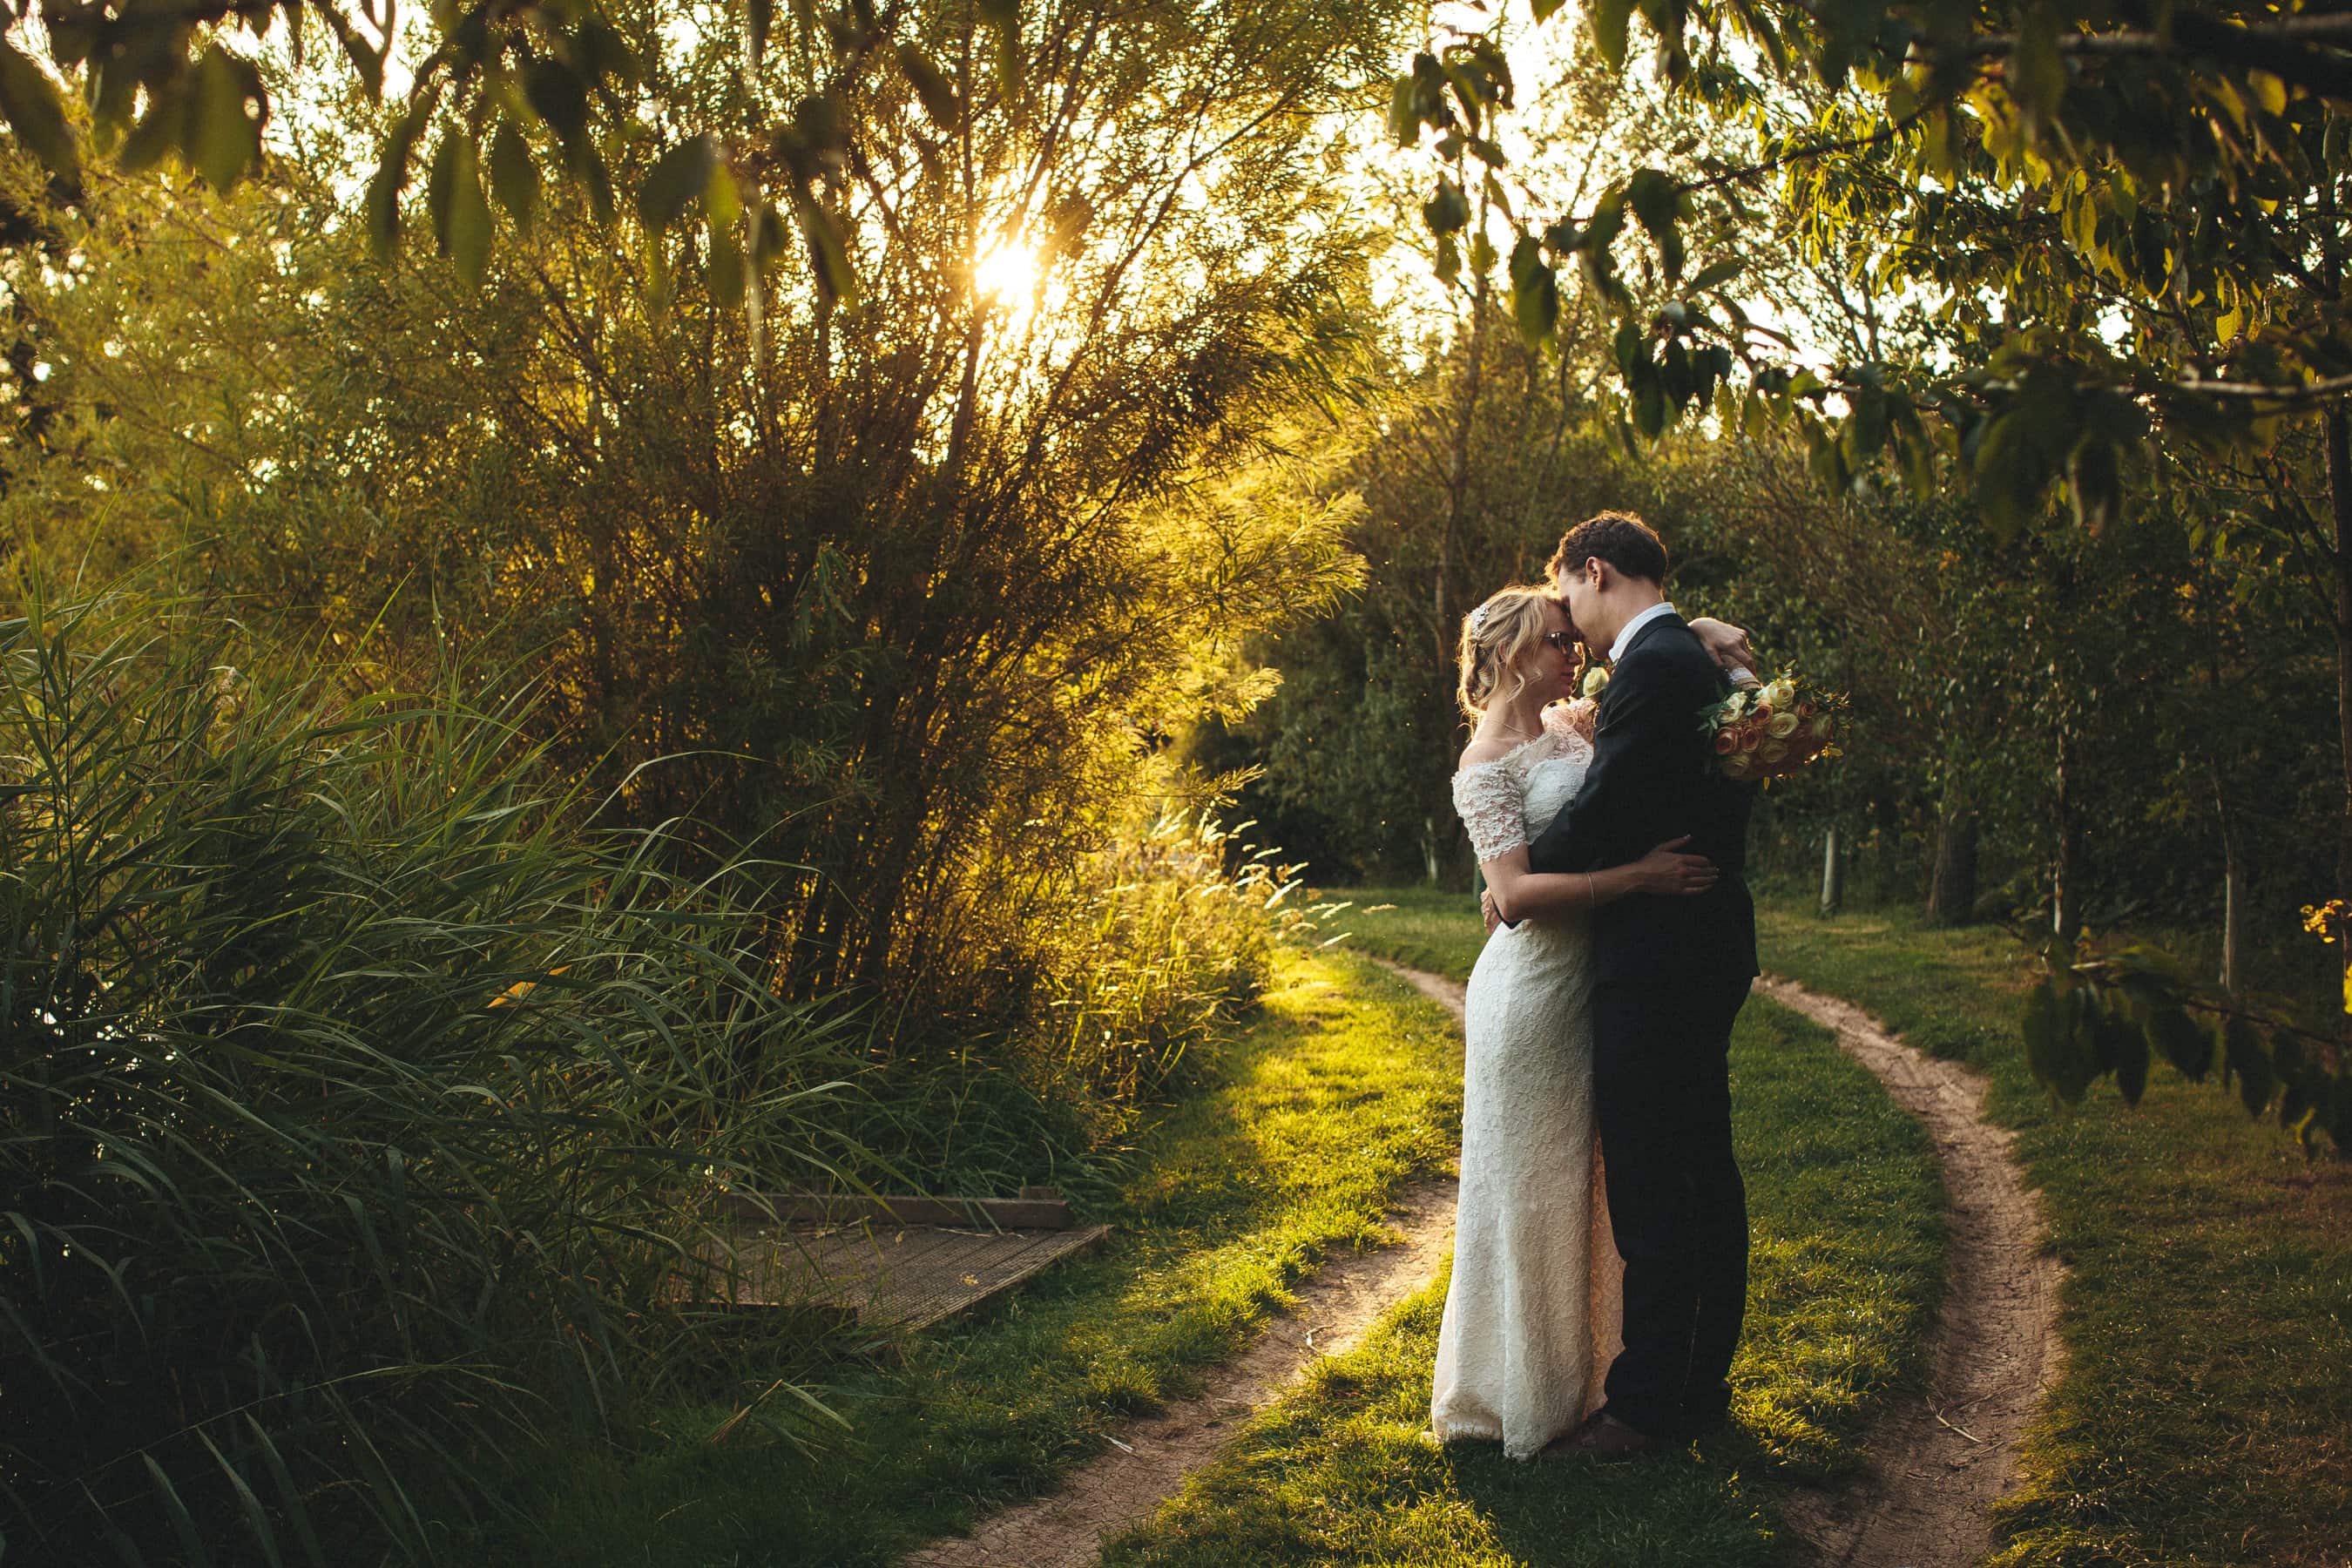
[1713,727,1740,754]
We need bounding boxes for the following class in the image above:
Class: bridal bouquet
[1701,673,1845,784]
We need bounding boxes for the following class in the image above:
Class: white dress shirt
[1608,600,1680,664]
[1605,599,1761,686]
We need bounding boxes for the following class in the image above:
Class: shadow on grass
[493,950,1466,1568]
[1102,983,1944,1568]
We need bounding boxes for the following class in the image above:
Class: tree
[0,0,1397,1004]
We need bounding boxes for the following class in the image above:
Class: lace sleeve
[1451,762,1527,863]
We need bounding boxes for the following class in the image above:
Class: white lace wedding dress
[1429,699,1625,1458]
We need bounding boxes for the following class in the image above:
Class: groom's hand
[1481,889,1502,935]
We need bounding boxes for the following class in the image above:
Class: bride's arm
[1481,836,1720,923]
[1686,616,1761,685]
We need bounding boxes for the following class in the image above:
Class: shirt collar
[1608,601,1677,665]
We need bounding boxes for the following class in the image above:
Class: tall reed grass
[0,594,871,1563]
[822,812,1337,1202]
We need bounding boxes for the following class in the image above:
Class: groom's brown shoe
[1543,1412,1657,1462]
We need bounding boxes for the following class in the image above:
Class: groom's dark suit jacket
[1525,612,1758,986]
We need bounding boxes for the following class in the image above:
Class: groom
[1498,510,1759,1456]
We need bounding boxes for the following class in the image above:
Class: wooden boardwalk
[706,1193,1111,1331]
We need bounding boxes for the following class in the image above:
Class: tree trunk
[2322,400,2352,1045]
[2328,402,2352,909]
[1927,800,1978,926]
[2207,761,2244,998]
[1820,827,1845,914]
[1873,792,1900,904]
[1435,182,1493,647]
[2053,728,2085,945]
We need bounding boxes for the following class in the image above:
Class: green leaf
[708,220,746,310]
[447,138,491,287]
[1848,384,1889,457]
[582,148,617,225]
[1689,257,1743,293]
[749,202,790,270]
[1582,193,1625,254]
[1625,167,1683,282]
[1387,75,1421,145]
[1613,317,1644,380]
[0,37,80,188]
[705,163,741,232]
[978,0,1022,111]
[427,131,460,256]
[523,59,591,160]
[1970,410,2043,542]
[1423,175,1470,234]
[367,110,426,259]
[143,1454,215,1567]
[118,87,184,176]
[896,44,960,130]
[2148,1005,2212,1082]
[638,135,718,233]
[2109,1012,2150,1105]
[2223,1016,2274,1116]
[1511,251,1559,346]
[748,0,774,68]
[1633,376,1668,438]
[2008,7,2065,140]
[1468,229,1497,278]
[489,124,539,234]
[1590,0,1634,71]
[794,194,859,308]
[193,48,266,194]
[1434,229,1462,287]
[2066,431,2120,532]
[2023,979,2085,1101]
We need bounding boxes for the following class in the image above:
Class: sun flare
[971,239,1041,305]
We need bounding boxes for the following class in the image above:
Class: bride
[1429,583,1742,1458]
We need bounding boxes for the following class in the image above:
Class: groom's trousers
[1591,974,1753,1440]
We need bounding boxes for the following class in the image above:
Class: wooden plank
[891,1224,1112,1335]
[693,1221,1113,1334]
[722,1192,1075,1230]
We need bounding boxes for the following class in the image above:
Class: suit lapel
[1616,611,1686,664]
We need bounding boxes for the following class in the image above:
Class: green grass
[1324,884,1493,981]
[1743,898,2352,1568]
[1098,889,1946,1566]
[509,946,1464,1566]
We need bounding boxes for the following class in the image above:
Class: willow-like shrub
[817,813,1326,1201]
[0,595,868,1563]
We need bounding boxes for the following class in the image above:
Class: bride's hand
[1632,835,1720,897]
[1686,617,1756,677]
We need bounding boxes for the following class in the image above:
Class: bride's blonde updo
[1456,585,1558,720]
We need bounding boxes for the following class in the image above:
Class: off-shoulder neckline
[1454,717,1589,779]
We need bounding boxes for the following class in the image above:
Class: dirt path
[902,965,2059,1568]
[897,963,1467,1568]
[1757,976,2065,1568]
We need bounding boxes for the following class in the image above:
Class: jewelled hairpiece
[1469,600,1497,635]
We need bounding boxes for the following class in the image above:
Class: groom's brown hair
[1549,510,1668,585]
